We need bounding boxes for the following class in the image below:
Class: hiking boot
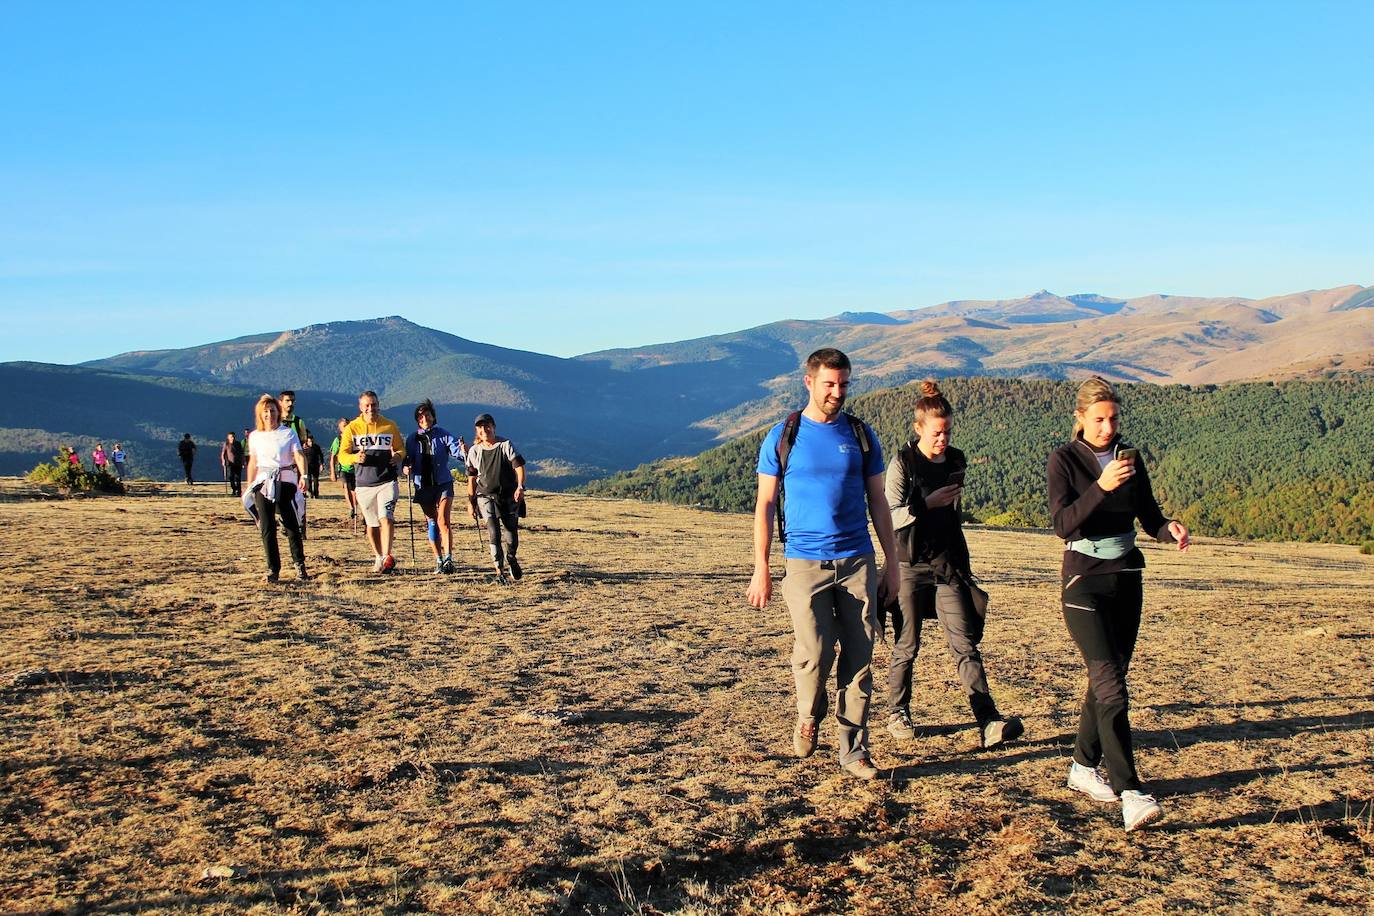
[381,555,396,573]
[508,555,523,581]
[887,710,916,741]
[793,719,818,758]
[294,563,308,582]
[492,564,510,585]
[842,757,880,781]
[1122,790,1163,831]
[1067,761,1119,802]
[263,572,279,584]
[981,716,1024,749]
[441,555,454,574]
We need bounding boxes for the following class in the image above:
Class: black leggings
[1062,571,1144,793]
[253,483,305,576]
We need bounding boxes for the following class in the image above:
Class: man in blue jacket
[747,348,899,780]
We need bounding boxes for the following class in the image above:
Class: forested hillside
[577,377,1374,545]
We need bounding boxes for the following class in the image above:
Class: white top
[248,427,302,489]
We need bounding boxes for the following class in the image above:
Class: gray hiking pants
[781,554,877,766]
[476,494,519,566]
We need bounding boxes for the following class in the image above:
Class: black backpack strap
[845,412,873,480]
[775,411,802,544]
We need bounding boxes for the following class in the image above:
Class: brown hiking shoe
[842,757,880,781]
[793,719,818,758]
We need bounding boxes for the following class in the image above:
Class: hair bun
[920,379,941,398]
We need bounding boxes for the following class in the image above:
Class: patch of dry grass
[1,480,1371,912]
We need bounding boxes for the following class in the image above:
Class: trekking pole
[407,473,416,566]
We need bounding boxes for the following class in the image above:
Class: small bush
[1361,542,1374,556]
[27,447,125,495]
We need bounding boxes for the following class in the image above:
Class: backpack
[775,410,873,544]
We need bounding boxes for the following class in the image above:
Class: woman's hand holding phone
[1098,458,1135,492]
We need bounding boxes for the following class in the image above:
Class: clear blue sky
[2,2,1370,364]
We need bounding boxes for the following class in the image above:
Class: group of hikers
[195,348,1184,834]
[232,389,527,584]
[747,348,1190,832]
[60,442,128,479]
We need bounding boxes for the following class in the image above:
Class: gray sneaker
[434,557,445,574]
[842,757,880,780]
[1067,761,1119,802]
[981,716,1024,749]
[887,710,916,741]
[1122,790,1163,831]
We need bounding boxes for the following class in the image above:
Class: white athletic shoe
[1121,790,1163,831]
[372,555,385,573]
[1067,761,1119,802]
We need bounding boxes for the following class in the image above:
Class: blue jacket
[404,426,466,490]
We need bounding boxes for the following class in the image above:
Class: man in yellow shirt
[339,390,407,572]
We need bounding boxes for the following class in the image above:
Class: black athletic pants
[181,458,194,485]
[888,564,998,725]
[226,465,241,496]
[253,482,305,576]
[476,494,519,566]
[307,472,320,498]
[1062,571,1144,794]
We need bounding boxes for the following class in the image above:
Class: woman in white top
[245,393,309,583]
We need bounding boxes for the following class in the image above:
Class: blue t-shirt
[757,414,885,561]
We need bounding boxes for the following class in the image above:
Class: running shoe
[887,710,916,741]
[441,555,454,574]
[381,555,396,573]
[1122,790,1163,831]
[508,555,523,581]
[372,555,385,573]
[294,563,309,582]
[434,557,445,575]
[1067,761,1119,802]
[981,716,1025,749]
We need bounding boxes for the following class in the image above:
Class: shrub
[1361,542,1374,556]
[27,447,125,495]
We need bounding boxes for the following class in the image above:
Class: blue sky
[2,2,1370,364]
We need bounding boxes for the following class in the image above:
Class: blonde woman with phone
[1047,376,1191,832]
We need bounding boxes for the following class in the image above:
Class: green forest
[577,377,1374,546]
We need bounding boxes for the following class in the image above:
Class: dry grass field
[1,479,1371,913]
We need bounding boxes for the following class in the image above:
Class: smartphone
[1115,446,1140,463]
[947,470,966,486]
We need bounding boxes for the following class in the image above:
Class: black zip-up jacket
[1047,435,1175,578]
[885,440,970,583]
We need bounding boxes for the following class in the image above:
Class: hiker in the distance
[220,431,244,497]
[245,393,309,583]
[403,399,468,574]
[303,433,324,498]
[884,380,1023,750]
[177,434,197,485]
[111,443,127,480]
[466,413,526,582]
[330,417,359,524]
[91,443,110,476]
[1048,376,1190,832]
[340,390,406,573]
[280,390,307,444]
[746,347,899,781]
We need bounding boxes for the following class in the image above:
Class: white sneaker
[372,555,384,573]
[1121,790,1163,831]
[1067,761,1118,802]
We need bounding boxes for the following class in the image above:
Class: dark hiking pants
[476,495,519,566]
[253,483,305,576]
[888,564,998,725]
[1062,571,1144,794]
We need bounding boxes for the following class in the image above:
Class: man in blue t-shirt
[747,347,900,780]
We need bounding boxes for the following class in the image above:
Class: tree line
[576,377,1374,546]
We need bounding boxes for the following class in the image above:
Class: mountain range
[2,283,1368,484]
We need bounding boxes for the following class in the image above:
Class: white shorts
[357,481,399,527]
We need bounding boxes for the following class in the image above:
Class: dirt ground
[1,480,1371,913]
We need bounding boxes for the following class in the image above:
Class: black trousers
[253,483,305,576]
[1061,571,1144,794]
[888,563,998,725]
[306,471,320,498]
[181,458,194,484]
[476,495,519,565]
[226,465,242,495]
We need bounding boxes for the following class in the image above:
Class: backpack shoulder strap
[845,412,873,479]
[775,412,802,544]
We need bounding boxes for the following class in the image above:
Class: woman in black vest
[1048,376,1190,832]
[884,380,1022,750]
